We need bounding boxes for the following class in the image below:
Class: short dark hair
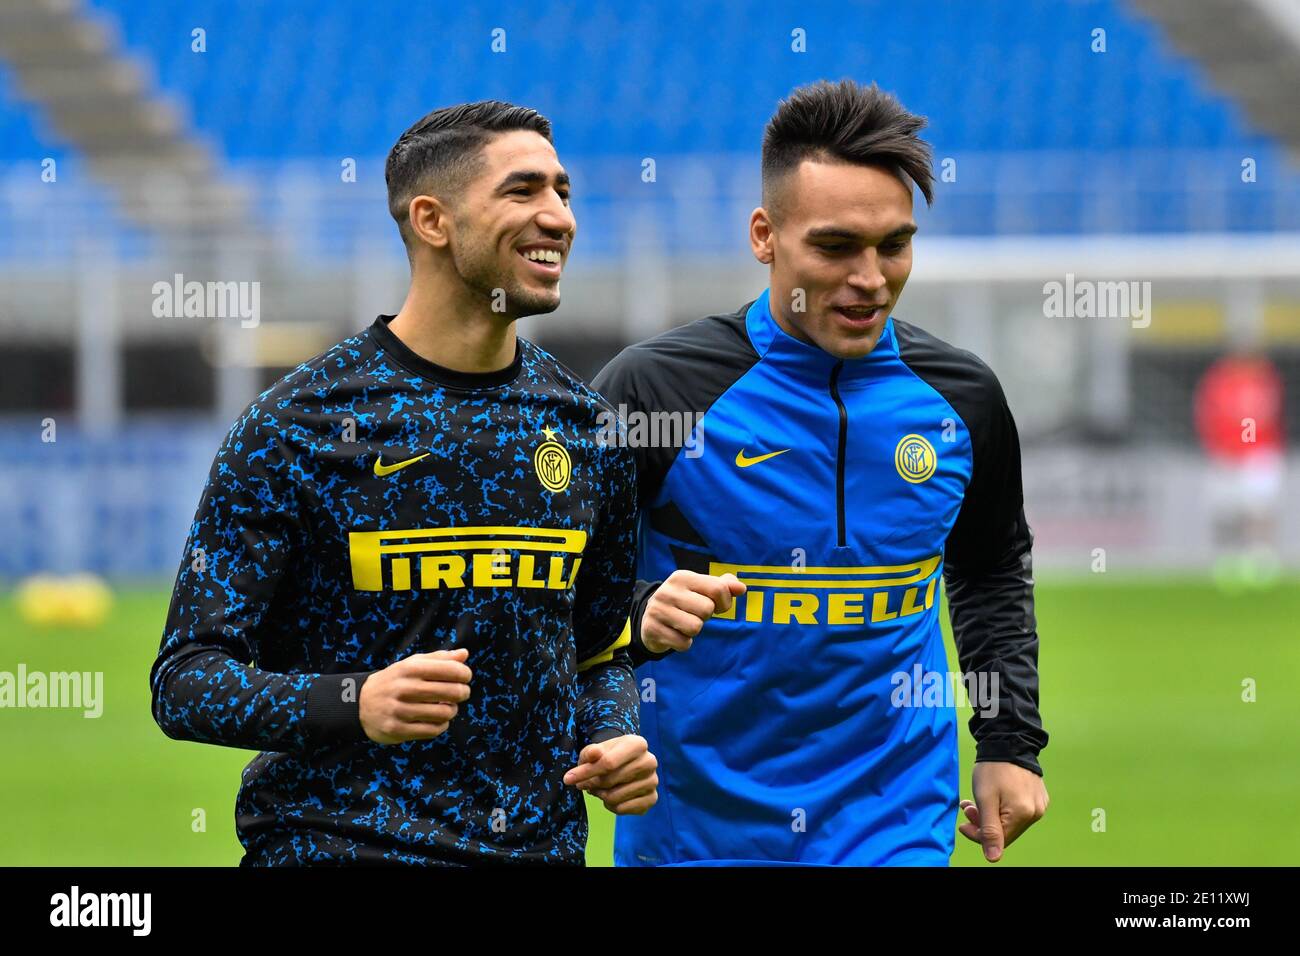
[761,79,934,219]
[385,99,553,253]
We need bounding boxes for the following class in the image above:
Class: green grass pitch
[2,577,1296,865]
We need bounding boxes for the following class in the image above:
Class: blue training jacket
[592,289,1047,866]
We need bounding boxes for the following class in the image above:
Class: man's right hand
[359,647,473,745]
[641,570,746,655]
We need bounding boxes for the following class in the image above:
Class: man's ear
[749,207,775,265]
[407,194,454,251]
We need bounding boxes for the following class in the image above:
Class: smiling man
[593,80,1049,866]
[151,100,658,865]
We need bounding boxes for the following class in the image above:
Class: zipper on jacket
[829,361,848,548]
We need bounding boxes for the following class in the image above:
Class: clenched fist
[641,569,746,655]
[958,762,1050,862]
[359,647,473,745]
[563,734,659,815]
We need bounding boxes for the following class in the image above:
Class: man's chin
[477,278,561,320]
[823,330,885,361]
[510,284,562,318]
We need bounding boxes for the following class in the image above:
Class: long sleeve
[591,345,687,672]
[625,578,669,668]
[150,405,371,754]
[943,375,1049,776]
[572,438,640,745]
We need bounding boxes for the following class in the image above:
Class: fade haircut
[761,79,934,221]
[385,99,553,256]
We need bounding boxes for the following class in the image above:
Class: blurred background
[0,0,1296,866]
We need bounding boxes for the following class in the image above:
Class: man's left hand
[958,761,1049,862]
[563,734,659,815]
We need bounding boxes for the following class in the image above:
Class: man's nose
[535,192,576,237]
[849,249,887,294]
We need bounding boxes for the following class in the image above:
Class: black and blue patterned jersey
[150,314,640,866]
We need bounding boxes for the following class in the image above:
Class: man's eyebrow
[805,223,918,241]
[495,169,571,191]
[884,223,918,239]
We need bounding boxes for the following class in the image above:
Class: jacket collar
[744,288,897,387]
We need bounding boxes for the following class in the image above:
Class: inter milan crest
[534,427,572,493]
[894,433,937,484]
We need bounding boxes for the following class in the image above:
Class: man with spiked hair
[595,79,1049,866]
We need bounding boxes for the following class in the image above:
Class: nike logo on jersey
[735,447,790,468]
[374,452,430,477]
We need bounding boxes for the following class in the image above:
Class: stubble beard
[452,228,560,320]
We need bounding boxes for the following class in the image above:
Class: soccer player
[593,80,1048,866]
[151,100,658,866]
[1194,344,1286,587]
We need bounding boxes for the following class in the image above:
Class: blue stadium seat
[0,0,1292,252]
